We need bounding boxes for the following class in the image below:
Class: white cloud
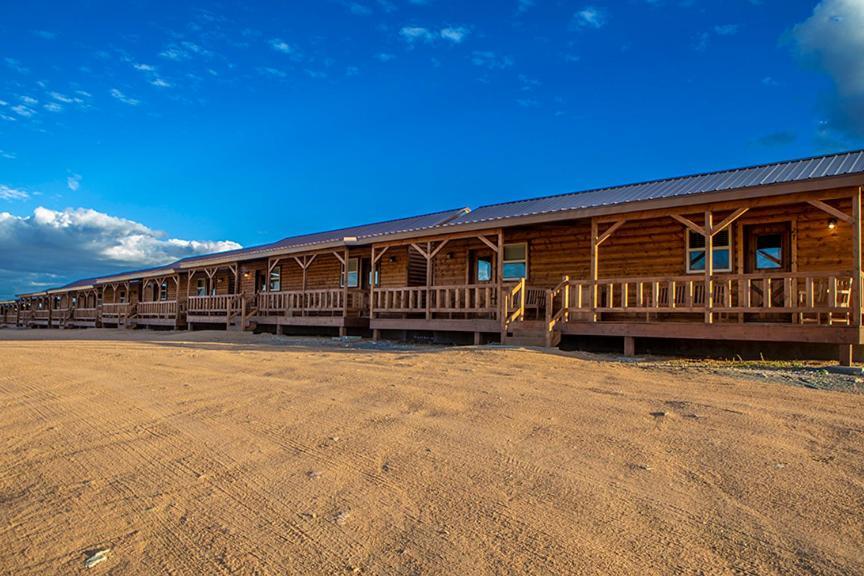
[67,174,82,191]
[11,105,35,117]
[400,26,437,43]
[269,38,293,54]
[791,0,864,136]
[714,24,739,36]
[0,206,242,298]
[150,78,171,88]
[44,102,63,112]
[440,26,469,43]
[110,88,140,106]
[572,6,607,29]
[0,185,29,200]
[400,25,470,44]
[376,52,396,62]
[133,63,155,71]
[0,150,15,160]
[471,50,513,70]
[4,57,29,74]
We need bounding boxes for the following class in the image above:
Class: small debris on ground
[334,511,351,525]
[84,548,111,568]
[306,470,321,480]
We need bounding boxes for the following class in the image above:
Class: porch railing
[373,284,498,318]
[188,294,243,316]
[545,271,856,332]
[137,301,180,318]
[101,303,132,317]
[255,289,368,316]
[73,308,98,321]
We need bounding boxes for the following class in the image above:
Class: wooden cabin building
[10,149,864,363]
[0,301,17,327]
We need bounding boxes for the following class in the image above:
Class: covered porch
[135,274,185,329]
[503,186,864,362]
[250,249,371,335]
[184,263,245,329]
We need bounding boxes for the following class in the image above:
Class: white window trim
[502,242,529,282]
[686,230,732,274]
[196,277,207,297]
[159,281,169,301]
[341,257,360,288]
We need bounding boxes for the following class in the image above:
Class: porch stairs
[502,320,560,348]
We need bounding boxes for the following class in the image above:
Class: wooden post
[343,247,350,322]
[497,229,504,324]
[425,241,432,321]
[623,336,636,357]
[853,187,862,329]
[370,245,376,321]
[705,210,714,324]
[839,344,853,367]
[590,219,598,322]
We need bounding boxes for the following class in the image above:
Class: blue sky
[1,0,863,298]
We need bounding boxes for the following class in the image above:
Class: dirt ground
[1,330,862,575]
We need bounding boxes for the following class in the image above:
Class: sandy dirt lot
[1,330,862,575]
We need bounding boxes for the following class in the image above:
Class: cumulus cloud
[0,206,242,298]
[790,0,864,136]
[269,38,293,54]
[67,174,82,191]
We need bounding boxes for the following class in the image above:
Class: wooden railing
[73,308,98,320]
[256,289,368,316]
[373,284,498,318]
[101,303,132,317]
[545,271,856,331]
[137,301,180,318]
[188,294,243,316]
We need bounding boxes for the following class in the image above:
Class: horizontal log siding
[379,246,410,288]
[240,260,267,294]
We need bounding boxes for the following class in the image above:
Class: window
[687,230,731,273]
[755,234,783,270]
[196,277,207,297]
[341,258,359,288]
[269,266,281,292]
[159,281,168,301]
[503,243,528,281]
[368,265,380,287]
[119,290,126,304]
[476,257,493,283]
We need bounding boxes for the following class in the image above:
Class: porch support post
[704,210,714,324]
[370,245,376,321]
[839,344,853,367]
[497,229,504,324]
[425,241,432,321]
[341,247,349,336]
[853,186,862,330]
[590,218,598,322]
[623,336,636,357]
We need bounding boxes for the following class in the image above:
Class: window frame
[196,277,207,297]
[341,257,360,288]
[159,281,169,302]
[686,230,732,274]
[269,266,281,292]
[502,242,528,282]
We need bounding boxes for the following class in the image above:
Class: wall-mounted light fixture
[828,218,838,230]
[445,252,453,260]
[243,272,251,279]
[388,256,397,263]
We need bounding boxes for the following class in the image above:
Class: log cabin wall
[430,238,496,285]
[305,254,341,289]
[501,190,857,285]
[379,246,410,288]
[239,259,268,294]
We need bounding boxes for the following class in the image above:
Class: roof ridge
[469,148,864,211]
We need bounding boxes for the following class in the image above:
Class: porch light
[388,256,397,263]
[828,218,837,230]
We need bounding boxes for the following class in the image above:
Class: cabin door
[744,222,792,309]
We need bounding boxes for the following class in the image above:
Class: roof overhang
[369,173,864,244]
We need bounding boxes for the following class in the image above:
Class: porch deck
[370,284,500,333]
[101,303,133,326]
[66,308,99,328]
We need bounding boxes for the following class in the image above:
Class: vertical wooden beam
[497,229,504,324]
[853,186,862,329]
[623,336,636,357]
[343,247,350,321]
[370,245,376,321]
[590,218,598,322]
[425,241,432,321]
[704,210,714,324]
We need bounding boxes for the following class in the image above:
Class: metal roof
[176,207,469,267]
[445,149,864,227]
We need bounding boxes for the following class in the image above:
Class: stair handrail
[502,278,527,331]
[545,275,571,341]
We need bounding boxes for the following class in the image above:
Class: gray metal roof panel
[446,149,864,227]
